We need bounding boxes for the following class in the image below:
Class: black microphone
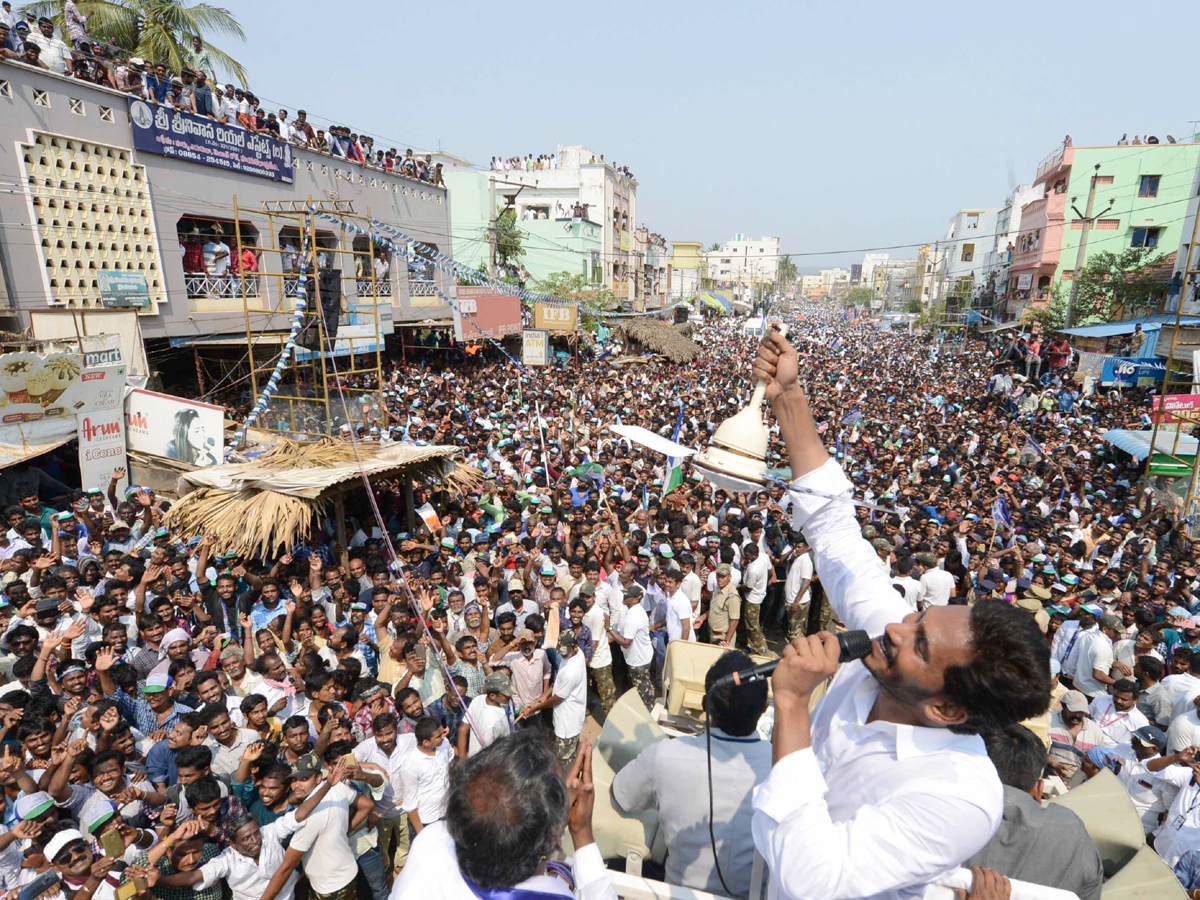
[710,630,873,689]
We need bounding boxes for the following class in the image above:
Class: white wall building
[939,207,1002,284]
[704,234,781,292]
[860,253,889,289]
[984,185,1041,313]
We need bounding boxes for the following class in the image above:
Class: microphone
[710,630,873,689]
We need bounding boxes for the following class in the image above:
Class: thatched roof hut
[164,439,480,559]
[613,318,701,364]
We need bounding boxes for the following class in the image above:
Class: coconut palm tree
[26,0,248,84]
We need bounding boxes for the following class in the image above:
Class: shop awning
[699,292,732,313]
[0,418,78,470]
[1102,428,1198,460]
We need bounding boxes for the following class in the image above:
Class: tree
[28,0,248,84]
[1024,283,1070,332]
[905,296,922,314]
[846,286,873,307]
[776,255,798,287]
[1071,247,1166,324]
[706,242,720,252]
[535,271,617,333]
[494,207,525,275]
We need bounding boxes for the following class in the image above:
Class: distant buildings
[704,234,781,304]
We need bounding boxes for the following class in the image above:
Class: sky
[229,0,1198,270]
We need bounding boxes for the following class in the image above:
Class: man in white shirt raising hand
[749,330,1051,900]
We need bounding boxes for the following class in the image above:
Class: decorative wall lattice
[22,133,165,311]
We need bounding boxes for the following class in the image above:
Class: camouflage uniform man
[579,582,617,714]
[610,583,656,711]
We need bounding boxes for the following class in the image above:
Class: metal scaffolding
[225,196,387,442]
[1139,208,1200,528]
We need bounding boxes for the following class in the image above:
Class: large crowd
[5,296,1200,900]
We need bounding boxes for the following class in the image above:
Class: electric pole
[1065,164,1115,328]
[487,175,498,278]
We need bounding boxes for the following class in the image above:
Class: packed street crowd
[5,298,1200,899]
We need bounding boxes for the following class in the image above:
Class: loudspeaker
[296,269,342,350]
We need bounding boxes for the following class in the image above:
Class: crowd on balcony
[0,16,445,189]
[490,154,558,171]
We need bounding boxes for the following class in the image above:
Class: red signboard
[455,286,522,340]
[1151,393,1200,424]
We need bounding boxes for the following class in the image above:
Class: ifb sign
[533,303,578,331]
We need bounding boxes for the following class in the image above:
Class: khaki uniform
[708,583,741,643]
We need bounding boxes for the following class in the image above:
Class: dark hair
[1113,678,1140,697]
[415,717,441,743]
[373,712,398,733]
[322,740,354,763]
[1136,656,1164,682]
[240,693,268,715]
[446,730,567,889]
[16,718,53,741]
[283,715,309,733]
[184,775,222,807]
[705,650,767,736]
[90,750,125,773]
[176,745,213,771]
[942,600,1051,734]
[982,723,1047,793]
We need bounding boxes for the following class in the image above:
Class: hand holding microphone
[710,630,872,696]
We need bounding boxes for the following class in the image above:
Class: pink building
[1007,143,1072,317]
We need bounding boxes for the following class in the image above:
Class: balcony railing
[410,280,438,297]
[1036,141,1069,183]
[186,273,258,299]
[356,279,392,297]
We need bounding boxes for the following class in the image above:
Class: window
[1131,227,1162,248]
[69,98,85,116]
[1139,175,1160,198]
[99,106,113,123]
[965,213,979,229]
[961,243,975,262]
[33,90,49,108]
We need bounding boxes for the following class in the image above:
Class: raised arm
[753,331,908,636]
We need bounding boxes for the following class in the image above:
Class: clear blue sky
[229,0,1197,269]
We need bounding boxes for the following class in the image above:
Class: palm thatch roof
[164,439,480,559]
[612,318,701,364]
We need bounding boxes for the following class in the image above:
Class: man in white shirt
[889,555,921,614]
[256,752,378,900]
[1113,725,1174,837]
[355,711,416,874]
[614,650,773,899]
[1073,614,1120,700]
[748,331,1050,900]
[662,570,694,644]
[1088,679,1148,747]
[740,543,771,654]
[401,718,453,837]
[914,551,955,608]
[784,539,815,639]
[1060,605,1102,681]
[457,672,515,757]
[1162,654,1200,719]
[521,632,587,767]
[679,553,704,616]
[609,583,655,711]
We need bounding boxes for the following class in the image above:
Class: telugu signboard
[533,303,578,332]
[129,99,294,183]
[452,286,522,342]
[1151,393,1200,424]
[98,271,150,308]
[77,409,128,495]
[125,389,223,466]
[522,329,549,366]
[0,351,125,425]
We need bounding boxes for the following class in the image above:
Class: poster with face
[124,389,224,467]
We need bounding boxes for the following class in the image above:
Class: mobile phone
[100,828,125,859]
[116,879,145,900]
[19,870,60,900]
[343,752,356,766]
